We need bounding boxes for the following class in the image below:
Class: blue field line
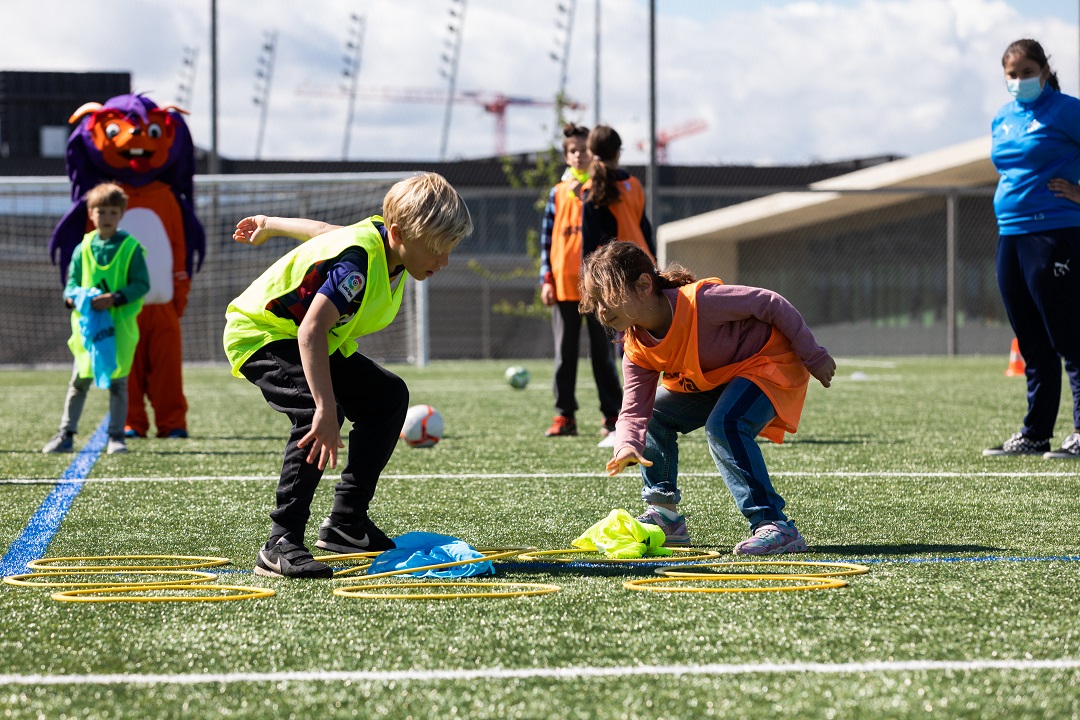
[0,417,109,577]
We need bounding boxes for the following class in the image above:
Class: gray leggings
[58,365,128,438]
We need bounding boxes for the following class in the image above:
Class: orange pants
[126,303,187,437]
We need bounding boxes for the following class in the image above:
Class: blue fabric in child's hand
[67,287,117,389]
[368,531,495,578]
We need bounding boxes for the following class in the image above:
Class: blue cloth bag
[67,287,117,389]
[367,532,494,578]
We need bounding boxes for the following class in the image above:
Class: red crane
[637,118,708,164]
[299,85,584,156]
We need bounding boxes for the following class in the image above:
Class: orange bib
[549,179,584,301]
[582,176,653,261]
[622,279,810,444]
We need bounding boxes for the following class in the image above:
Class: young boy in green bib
[43,182,149,456]
[226,173,473,578]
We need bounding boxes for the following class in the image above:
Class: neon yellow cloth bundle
[572,509,674,559]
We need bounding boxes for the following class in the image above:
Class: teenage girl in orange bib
[579,241,835,555]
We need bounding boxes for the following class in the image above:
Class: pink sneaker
[733,521,808,556]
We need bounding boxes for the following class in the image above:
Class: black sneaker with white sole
[254,535,333,579]
[982,431,1051,457]
[1045,432,1080,459]
[314,516,396,554]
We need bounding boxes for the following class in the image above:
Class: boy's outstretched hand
[811,355,837,388]
[297,406,345,471]
[607,448,653,477]
[233,215,271,246]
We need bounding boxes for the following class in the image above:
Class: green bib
[223,217,406,377]
[68,231,144,379]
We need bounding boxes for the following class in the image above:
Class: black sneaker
[254,535,333,579]
[1045,432,1080,459]
[314,516,396,554]
[983,431,1051,457]
[42,431,75,453]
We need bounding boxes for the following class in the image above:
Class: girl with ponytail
[581,125,655,262]
[580,241,836,555]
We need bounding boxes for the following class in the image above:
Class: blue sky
[4,0,1079,165]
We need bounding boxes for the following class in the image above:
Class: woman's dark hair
[561,123,589,153]
[586,125,623,208]
[578,241,695,321]
[1003,38,1061,91]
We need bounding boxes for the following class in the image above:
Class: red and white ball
[400,404,443,448]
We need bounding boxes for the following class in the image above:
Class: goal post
[0,172,429,366]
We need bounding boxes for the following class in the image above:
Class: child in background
[581,125,655,262]
[43,183,149,456]
[225,173,473,579]
[539,123,623,438]
[579,242,835,555]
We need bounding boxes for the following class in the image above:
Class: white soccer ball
[505,365,530,389]
[400,404,443,448]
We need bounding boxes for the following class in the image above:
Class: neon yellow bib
[223,217,406,377]
[68,232,144,379]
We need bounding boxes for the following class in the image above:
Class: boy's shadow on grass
[810,543,1006,556]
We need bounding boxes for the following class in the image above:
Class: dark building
[0,70,130,160]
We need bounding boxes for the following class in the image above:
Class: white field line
[1,658,1078,687]
[1,470,1078,485]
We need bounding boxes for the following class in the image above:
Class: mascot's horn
[68,102,104,124]
[156,104,191,115]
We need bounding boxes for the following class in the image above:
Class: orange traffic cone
[1005,338,1025,376]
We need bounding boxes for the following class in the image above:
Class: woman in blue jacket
[985,39,1080,459]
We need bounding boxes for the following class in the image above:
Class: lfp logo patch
[337,271,365,302]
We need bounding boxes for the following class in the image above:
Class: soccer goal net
[0,173,431,367]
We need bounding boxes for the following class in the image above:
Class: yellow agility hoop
[51,584,275,603]
[334,580,560,600]
[332,547,532,579]
[517,547,721,563]
[27,555,231,571]
[624,574,847,593]
[3,570,218,589]
[657,560,871,579]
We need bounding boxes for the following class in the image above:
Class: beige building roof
[657,136,999,272]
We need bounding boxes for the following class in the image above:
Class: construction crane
[298,85,584,156]
[637,118,708,164]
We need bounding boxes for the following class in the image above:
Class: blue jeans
[640,377,788,529]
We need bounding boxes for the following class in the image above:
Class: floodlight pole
[439,0,468,161]
[594,0,600,126]
[208,0,220,174]
[646,0,658,229]
[342,14,365,161]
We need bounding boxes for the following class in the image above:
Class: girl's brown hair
[1003,38,1061,91]
[562,122,589,153]
[578,241,695,321]
[586,125,623,208]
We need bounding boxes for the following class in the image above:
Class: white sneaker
[107,436,128,455]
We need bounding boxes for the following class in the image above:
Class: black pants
[551,300,622,419]
[240,340,409,543]
[997,229,1080,437]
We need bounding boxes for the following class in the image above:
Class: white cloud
[1,0,1076,165]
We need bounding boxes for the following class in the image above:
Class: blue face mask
[1007,75,1045,103]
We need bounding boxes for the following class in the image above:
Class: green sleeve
[117,244,151,303]
[63,247,83,299]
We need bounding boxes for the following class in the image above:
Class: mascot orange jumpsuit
[49,94,205,439]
